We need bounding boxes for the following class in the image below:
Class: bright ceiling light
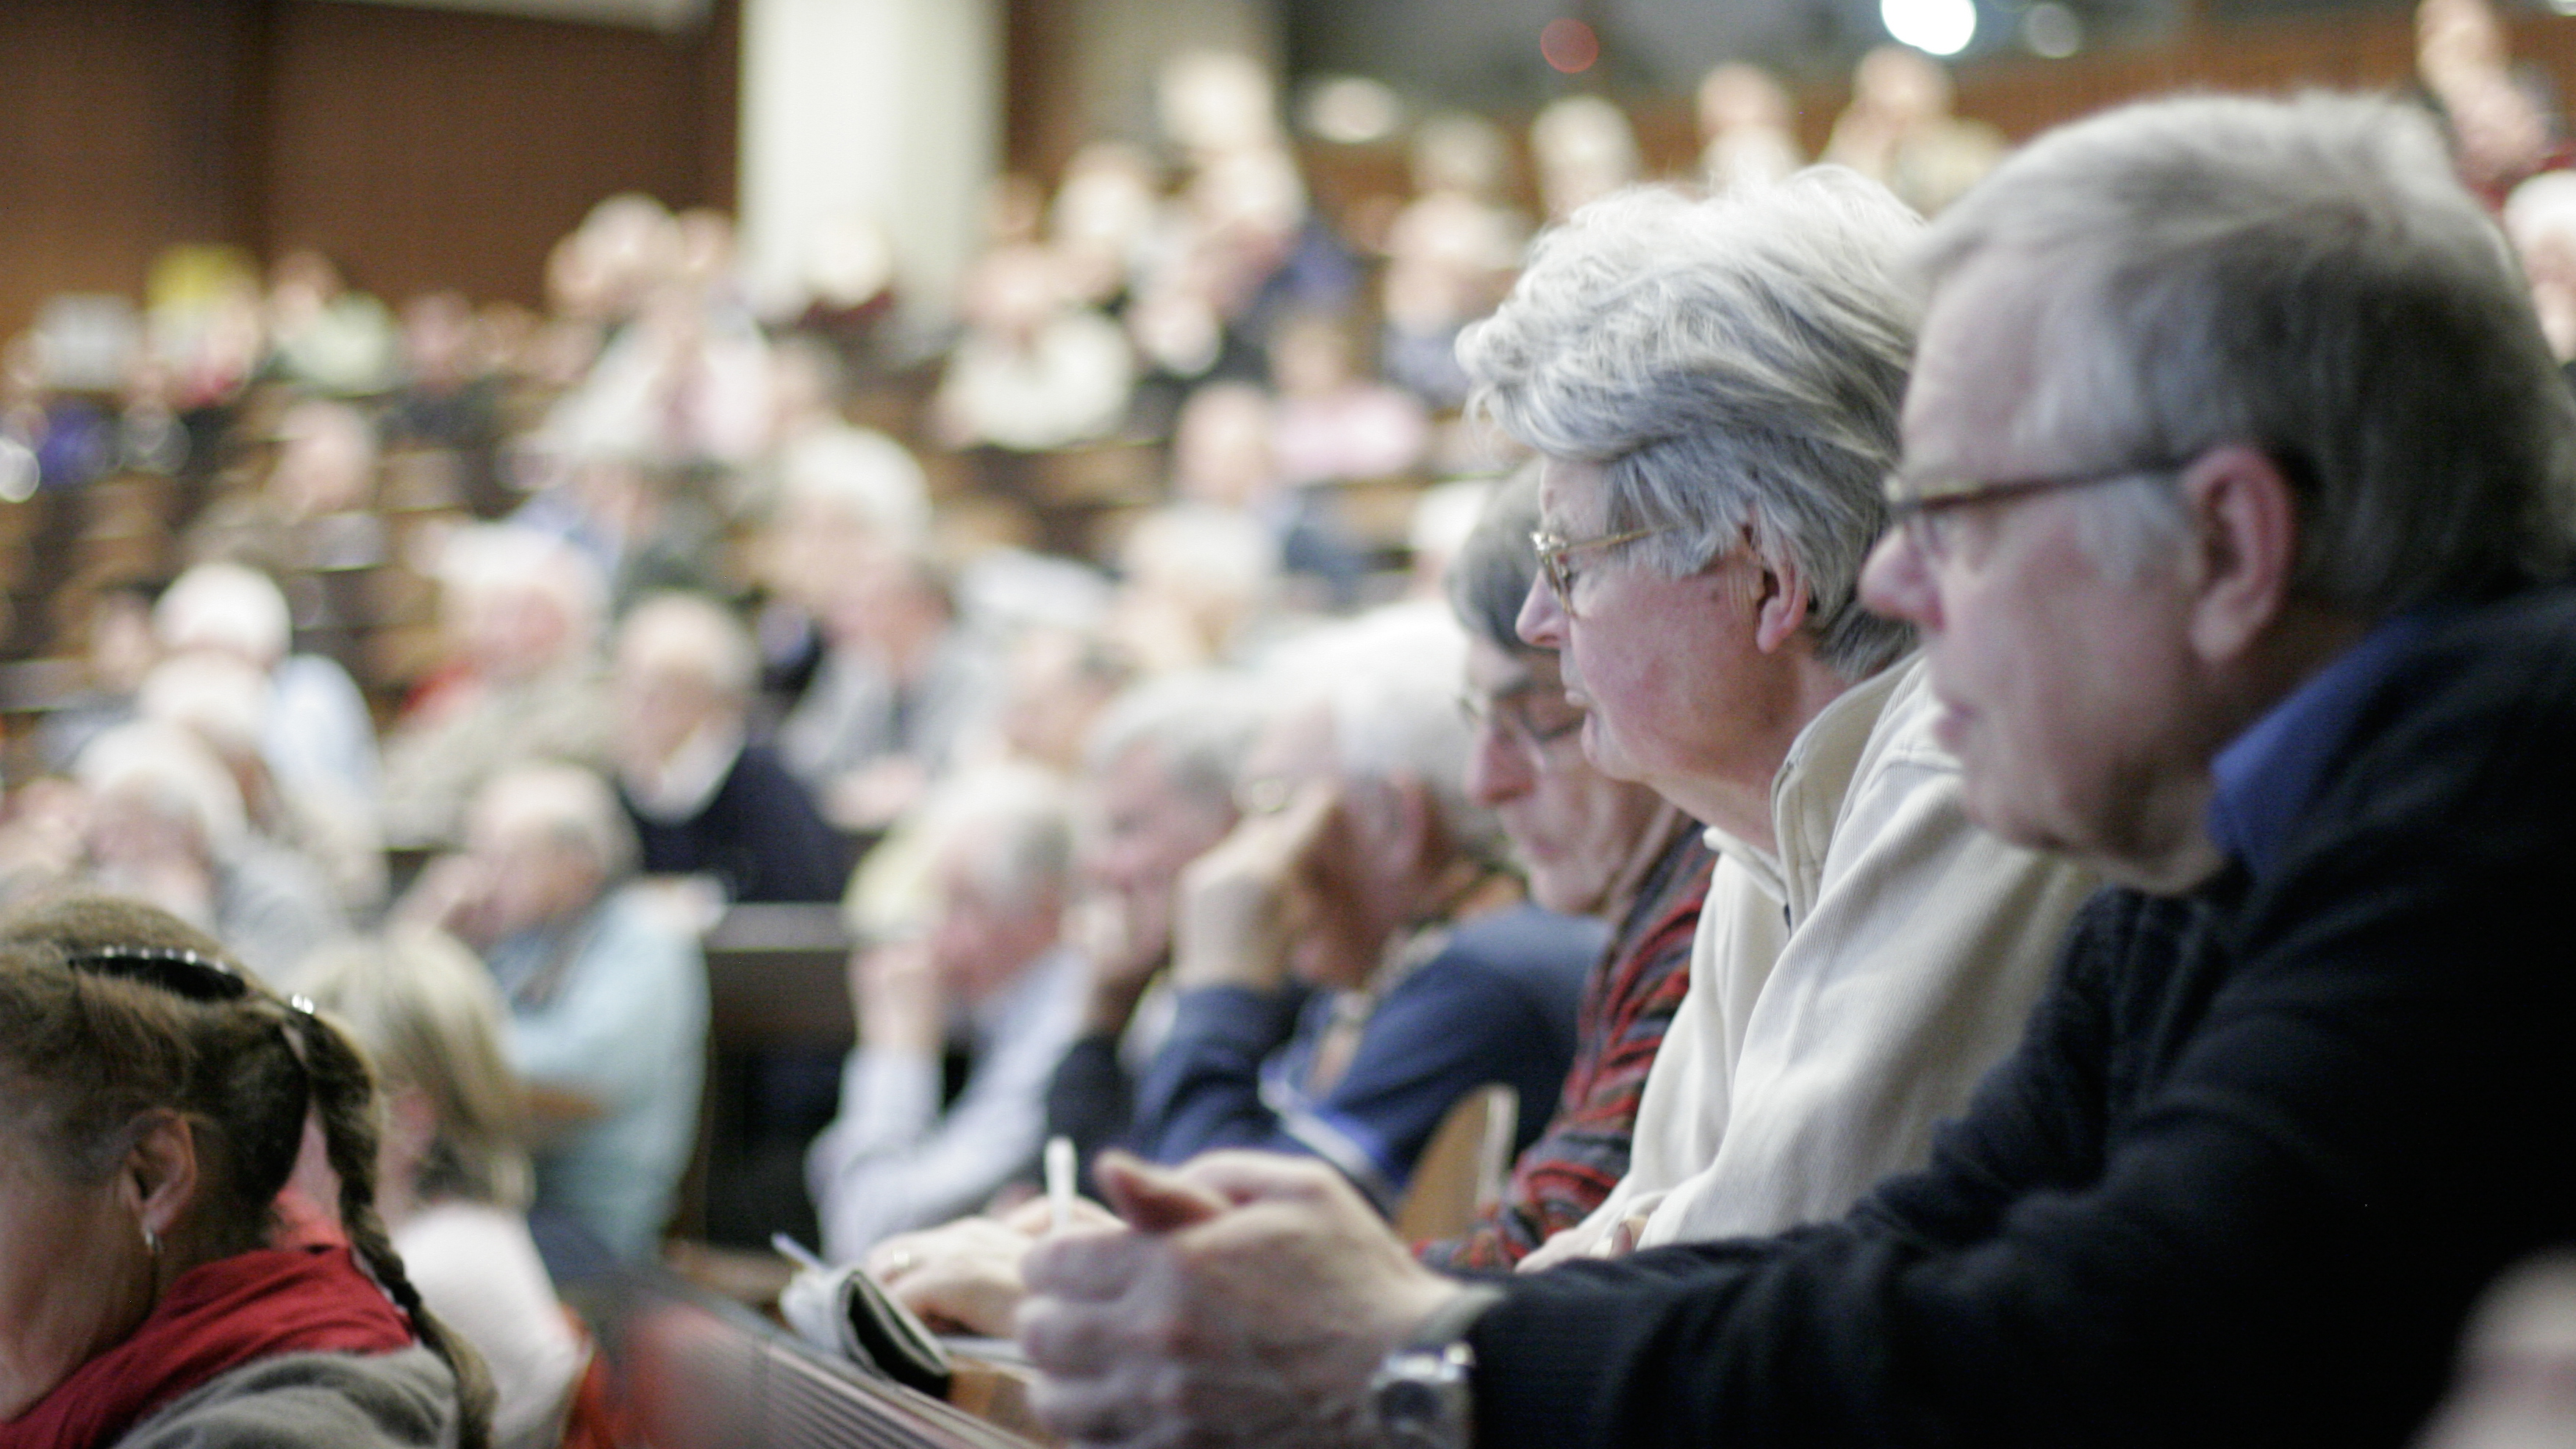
[1882,0,1978,56]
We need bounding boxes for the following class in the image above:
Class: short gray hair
[922,765,1077,904]
[156,562,292,666]
[1445,464,1544,658]
[1084,670,1261,819]
[1459,173,1922,678]
[1919,92,2576,612]
[1263,604,1503,866]
[615,590,757,700]
[471,763,637,881]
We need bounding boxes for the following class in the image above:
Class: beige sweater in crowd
[1543,656,2100,1258]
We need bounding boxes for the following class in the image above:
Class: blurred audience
[806,766,1089,1261]
[71,720,344,981]
[381,527,612,848]
[776,547,998,831]
[1127,603,1600,1210]
[612,590,845,902]
[301,930,588,1449]
[398,763,707,1261]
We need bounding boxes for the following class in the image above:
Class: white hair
[76,721,247,858]
[779,428,930,542]
[1260,603,1500,865]
[436,524,609,654]
[137,654,272,759]
[471,762,637,879]
[1918,92,2576,612]
[1458,173,1922,678]
[918,765,1076,904]
[615,590,757,700]
[155,562,292,667]
[1083,670,1262,818]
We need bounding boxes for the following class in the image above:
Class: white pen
[771,1232,829,1273]
[1045,1135,1077,1233]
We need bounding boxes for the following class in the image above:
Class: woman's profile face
[0,1119,156,1421]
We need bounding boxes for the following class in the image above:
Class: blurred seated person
[1532,95,1642,222]
[807,766,1090,1261]
[0,893,487,1449]
[612,590,845,902]
[1697,62,1805,193]
[1041,672,1259,1187]
[1420,470,1712,1269]
[1107,516,1281,679]
[932,243,1134,451]
[1822,46,2006,217]
[185,400,389,672]
[154,560,379,813]
[381,526,615,848]
[1126,604,1602,1211]
[1169,380,1366,607]
[264,247,399,396]
[754,426,932,709]
[511,443,724,616]
[34,582,157,774]
[138,654,386,914]
[301,930,587,1449]
[72,721,344,982]
[1267,310,1428,487]
[397,764,707,1262]
[381,290,508,517]
[987,626,1139,778]
[775,546,998,831]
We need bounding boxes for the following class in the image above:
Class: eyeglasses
[64,945,250,1003]
[1883,464,2175,562]
[1530,525,1668,615]
[1459,683,1585,756]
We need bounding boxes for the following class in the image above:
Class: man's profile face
[1859,257,2203,873]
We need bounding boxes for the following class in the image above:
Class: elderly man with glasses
[1016,93,2576,1449]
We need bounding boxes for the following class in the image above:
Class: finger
[1095,1151,1231,1233]
[1023,1218,1161,1300]
[1017,1290,1148,1378]
[895,1263,1024,1339]
[866,1231,935,1284]
[1172,1149,1362,1211]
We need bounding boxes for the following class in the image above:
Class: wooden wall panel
[0,0,735,340]
[262,0,737,310]
[0,0,265,350]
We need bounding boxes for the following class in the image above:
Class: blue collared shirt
[2207,609,2446,879]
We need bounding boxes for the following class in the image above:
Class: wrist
[1369,1284,1506,1449]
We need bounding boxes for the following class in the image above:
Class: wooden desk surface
[583,1262,1045,1449]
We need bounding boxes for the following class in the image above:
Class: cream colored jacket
[1539,655,2098,1258]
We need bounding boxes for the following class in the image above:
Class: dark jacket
[1467,586,2576,1449]
[622,743,847,904]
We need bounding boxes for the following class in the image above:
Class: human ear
[123,1110,201,1247]
[2177,445,2299,664]
[1747,551,1812,654]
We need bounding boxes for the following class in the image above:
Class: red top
[0,1246,415,1449]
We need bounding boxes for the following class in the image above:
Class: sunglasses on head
[64,945,253,1003]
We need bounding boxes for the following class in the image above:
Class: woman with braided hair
[0,893,492,1449]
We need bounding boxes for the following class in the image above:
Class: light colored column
[738,0,999,326]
